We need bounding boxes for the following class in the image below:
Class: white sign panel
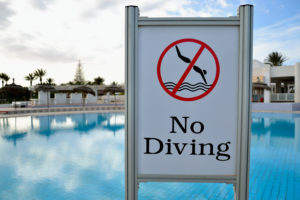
[137,26,239,176]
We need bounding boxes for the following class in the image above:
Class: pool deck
[252,102,300,112]
[252,110,300,113]
[2,103,300,118]
[0,104,125,118]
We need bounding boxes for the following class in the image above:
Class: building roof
[252,82,271,90]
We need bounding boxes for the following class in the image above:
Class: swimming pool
[0,112,299,199]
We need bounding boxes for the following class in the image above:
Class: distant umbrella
[35,85,55,108]
[104,86,124,105]
[35,85,55,92]
[73,86,95,96]
[97,90,105,96]
[1,83,27,93]
[54,86,73,94]
[73,86,96,106]
[0,83,29,106]
[54,89,72,93]
[103,85,124,93]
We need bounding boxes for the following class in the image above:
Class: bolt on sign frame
[125,5,253,200]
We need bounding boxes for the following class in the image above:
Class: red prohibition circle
[157,38,220,101]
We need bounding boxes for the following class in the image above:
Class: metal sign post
[125,5,253,200]
[125,5,139,200]
[235,5,253,200]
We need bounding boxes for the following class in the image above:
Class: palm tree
[93,76,105,85]
[111,81,118,86]
[0,73,10,87]
[34,68,47,84]
[24,73,37,86]
[0,73,5,87]
[45,78,55,85]
[264,52,287,66]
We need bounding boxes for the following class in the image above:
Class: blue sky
[253,0,299,28]
[250,0,300,65]
[0,0,299,86]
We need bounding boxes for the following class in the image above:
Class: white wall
[270,65,294,78]
[86,94,97,104]
[104,92,110,103]
[264,90,270,103]
[295,63,300,103]
[55,93,67,104]
[70,93,82,104]
[253,66,269,77]
[38,91,49,105]
[253,60,296,80]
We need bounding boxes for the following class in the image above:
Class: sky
[0,0,299,86]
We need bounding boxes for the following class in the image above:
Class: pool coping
[2,107,300,118]
[252,110,300,114]
[0,105,125,118]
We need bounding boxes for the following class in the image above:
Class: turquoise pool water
[0,112,299,199]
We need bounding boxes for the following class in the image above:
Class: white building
[33,85,100,106]
[31,84,125,106]
[252,60,300,103]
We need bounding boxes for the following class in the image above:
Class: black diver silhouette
[175,45,207,84]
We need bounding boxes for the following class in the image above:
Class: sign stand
[125,5,253,200]
[235,5,253,200]
[125,5,139,200]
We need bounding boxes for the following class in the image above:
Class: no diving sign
[138,27,239,176]
[126,5,253,200]
[157,38,220,101]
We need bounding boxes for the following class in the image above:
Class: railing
[271,93,294,102]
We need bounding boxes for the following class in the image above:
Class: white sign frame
[125,5,253,200]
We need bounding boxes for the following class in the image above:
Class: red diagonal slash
[171,45,206,95]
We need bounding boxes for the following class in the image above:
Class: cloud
[217,0,230,8]
[2,0,298,86]
[0,0,242,86]
[0,36,77,63]
[0,1,15,28]
[178,0,234,17]
[253,14,300,64]
[142,1,166,12]
[239,0,255,5]
[31,0,55,10]
[97,0,119,10]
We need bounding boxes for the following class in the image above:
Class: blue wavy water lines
[164,82,212,92]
